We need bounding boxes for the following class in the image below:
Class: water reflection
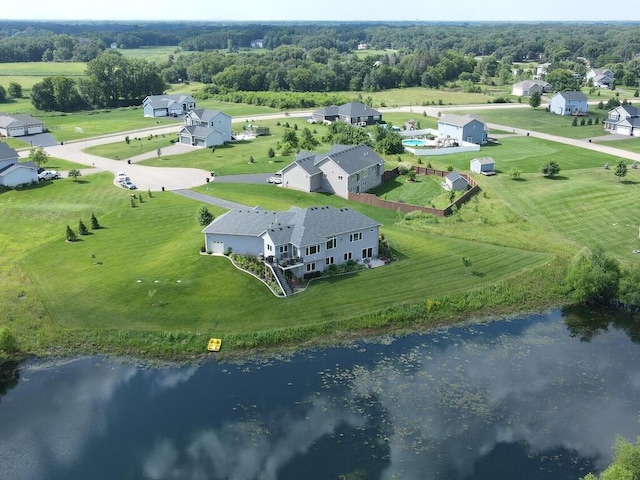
[0,309,639,480]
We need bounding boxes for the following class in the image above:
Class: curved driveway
[23,104,640,192]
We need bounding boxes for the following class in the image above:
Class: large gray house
[312,102,382,126]
[280,143,385,198]
[142,94,196,118]
[178,109,232,147]
[604,105,640,136]
[202,205,381,279]
[437,114,488,145]
[549,91,588,116]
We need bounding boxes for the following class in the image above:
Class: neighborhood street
[20,104,640,192]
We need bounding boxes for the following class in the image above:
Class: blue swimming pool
[402,138,428,147]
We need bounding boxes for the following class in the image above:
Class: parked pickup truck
[267,173,282,184]
[38,170,62,181]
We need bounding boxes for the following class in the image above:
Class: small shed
[444,171,469,191]
[470,157,495,175]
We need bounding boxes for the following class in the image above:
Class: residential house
[534,62,551,80]
[142,94,196,118]
[511,80,551,97]
[0,114,44,138]
[0,143,38,187]
[280,143,385,198]
[312,102,382,126]
[586,68,615,88]
[549,91,588,116]
[470,157,496,175]
[443,171,469,191]
[250,39,264,48]
[604,104,640,136]
[178,109,232,147]
[437,114,488,145]
[202,205,381,280]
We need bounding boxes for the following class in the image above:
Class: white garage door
[27,125,43,134]
[618,126,632,136]
[211,241,224,254]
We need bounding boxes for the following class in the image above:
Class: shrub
[0,327,17,354]
[78,219,88,235]
[197,205,214,226]
[397,162,412,175]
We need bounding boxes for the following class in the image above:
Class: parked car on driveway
[267,173,282,184]
[38,170,61,181]
[124,180,137,190]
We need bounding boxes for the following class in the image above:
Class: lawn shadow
[620,179,640,185]
[70,179,90,184]
[471,271,485,277]
[546,175,570,181]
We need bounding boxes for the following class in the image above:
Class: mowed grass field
[10,174,550,354]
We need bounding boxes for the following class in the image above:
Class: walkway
[172,189,250,210]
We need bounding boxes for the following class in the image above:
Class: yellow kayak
[207,338,222,352]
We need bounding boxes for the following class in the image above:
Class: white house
[534,63,551,80]
[178,109,232,147]
[0,143,38,187]
[443,171,469,191]
[586,68,615,88]
[470,157,495,175]
[0,114,44,138]
[511,80,551,97]
[437,114,488,145]
[280,143,385,199]
[142,94,196,118]
[549,91,588,116]
[202,205,381,281]
[604,105,640,136]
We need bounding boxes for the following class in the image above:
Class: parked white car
[267,173,283,184]
[38,170,61,181]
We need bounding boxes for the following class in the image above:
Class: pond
[1,307,639,480]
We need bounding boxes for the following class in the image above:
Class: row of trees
[30,50,164,111]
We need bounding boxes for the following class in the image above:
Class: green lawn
[460,107,608,139]
[84,134,178,159]
[370,174,447,206]
[596,137,640,154]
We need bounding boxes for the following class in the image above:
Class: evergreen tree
[90,212,100,230]
[615,160,627,182]
[197,205,214,226]
[65,225,77,242]
[78,219,89,235]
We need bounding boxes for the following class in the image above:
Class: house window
[338,175,343,180]
[279,245,288,254]
[344,252,352,261]
[349,232,362,242]
[267,244,273,251]
[305,245,320,256]
[326,238,336,250]
[325,256,334,266]
[356,173,360,181]
[362,247,373,259]
[306,262,316,272]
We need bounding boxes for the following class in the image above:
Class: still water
[1,308,639,480]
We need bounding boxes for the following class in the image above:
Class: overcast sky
[4,0,640,22]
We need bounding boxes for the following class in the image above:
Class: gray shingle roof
[203,206,380,249]
[0,142,19,162]
[338,102,381,118]
[180,125,220,139]
[284,144,384,177]
[319,144,384,175]
[555,91,588,101]
[188,108,229,123]
[202,207,295,236]
[144,94,194,109]
[438,114,486,127]
[472,157,495,165]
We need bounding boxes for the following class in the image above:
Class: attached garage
[0,114,44,138]
[210,241,224,254]
[27,124,44,135]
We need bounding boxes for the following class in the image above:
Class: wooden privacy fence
[348,166,479,217]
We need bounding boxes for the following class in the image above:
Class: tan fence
[348,167,479,217]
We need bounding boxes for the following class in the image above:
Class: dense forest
[2,21,640,111]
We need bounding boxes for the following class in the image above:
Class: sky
[4,0,640,22]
